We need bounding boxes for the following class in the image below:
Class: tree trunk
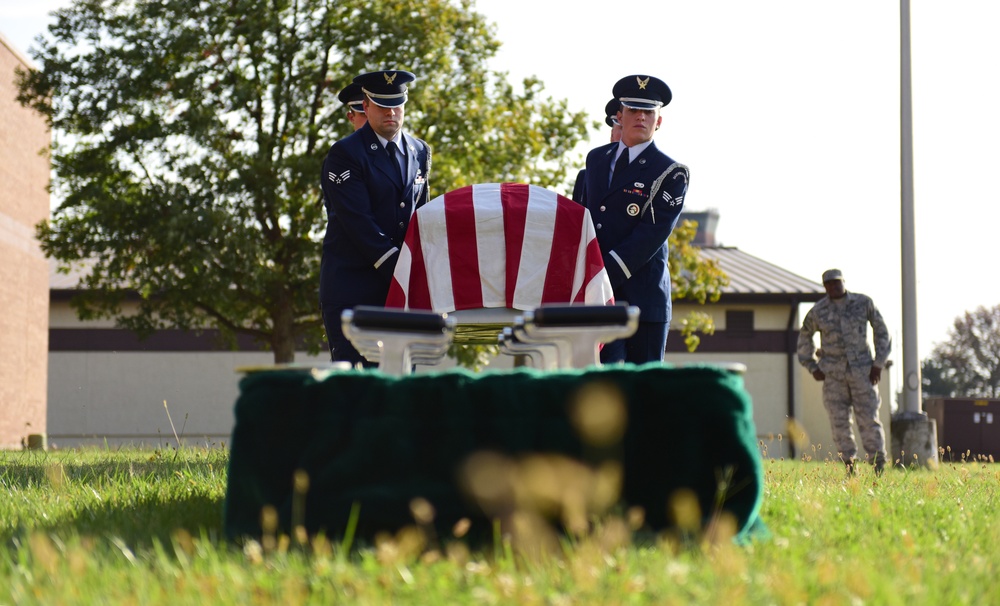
[271,300,296,364]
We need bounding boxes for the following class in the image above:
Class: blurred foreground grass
[2,447,999,604]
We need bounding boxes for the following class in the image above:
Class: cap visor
[620,100,661,110]
[367,96,406,108]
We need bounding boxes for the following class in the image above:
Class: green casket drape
[224,363,765,544]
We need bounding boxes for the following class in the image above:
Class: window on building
[726,310,754,338]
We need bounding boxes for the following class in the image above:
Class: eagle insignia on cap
[328,169,351,184]
[384,72,397,85]
[626,203,640,216]
[637,76,649,90]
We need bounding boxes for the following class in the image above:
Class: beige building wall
[672,302,794,332]
[47,350,328,448]
[46,344,512,448]
[0,33,50,449]
[663,351,893,463]
[669,301,893,461]
[50,289,895,455]
[48,297,517,447]
[48,299,330,447]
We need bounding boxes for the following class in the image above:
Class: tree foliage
[19,0,724,364]
[669,219,729,352]
[19,0,591,363]
[921,356,961,399]
[922,304,1000,399]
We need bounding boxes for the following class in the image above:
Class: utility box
[924,398,1000,462]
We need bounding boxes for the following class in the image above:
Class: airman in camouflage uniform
[797,269,891,474]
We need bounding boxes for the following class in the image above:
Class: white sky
[4,0,1000,384]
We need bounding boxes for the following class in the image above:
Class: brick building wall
[0,33,50,448]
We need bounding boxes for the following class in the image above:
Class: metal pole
[900,0,923,414]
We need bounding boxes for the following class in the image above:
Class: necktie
[386,141,404,181]
[611,147,630,185]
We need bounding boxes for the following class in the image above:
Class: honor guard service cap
[354,70,416,108]
[605,98,621,126]
[822,269,844,282]
[337,82,366,114]
[613,74,672,110]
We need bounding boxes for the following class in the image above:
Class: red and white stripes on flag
[386,183,614,312]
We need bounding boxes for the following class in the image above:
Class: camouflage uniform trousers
[822,364,887,465]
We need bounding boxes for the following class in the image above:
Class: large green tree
[922,304,1000,399]
[20,0,724,364]
[18,0,592,362]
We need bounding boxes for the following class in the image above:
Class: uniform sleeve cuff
[374,247,400,270]
[609,250,630,279]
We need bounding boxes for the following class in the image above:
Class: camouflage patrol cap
[822,269,844,282]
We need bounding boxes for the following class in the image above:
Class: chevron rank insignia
[328,170,351,184]
[662,190,683,206]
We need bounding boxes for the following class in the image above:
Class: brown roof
[697,246,826,303]
[49,248,825,302]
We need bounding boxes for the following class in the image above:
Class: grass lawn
[2,446,998,604]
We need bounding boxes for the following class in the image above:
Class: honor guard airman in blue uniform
[320,70,432,364]
[337,81,368,131]
[579,75,688,364]
[572,98,623,203]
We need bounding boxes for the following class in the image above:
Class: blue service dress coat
[319,122,431,360]
[571,168,587,203]
[580,141,688,325]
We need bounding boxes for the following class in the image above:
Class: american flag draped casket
[386,183,614,313]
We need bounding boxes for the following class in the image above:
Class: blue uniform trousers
[599,321,668,365]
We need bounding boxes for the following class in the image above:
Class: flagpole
[891,0,938,468]
[899,0,921,414]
